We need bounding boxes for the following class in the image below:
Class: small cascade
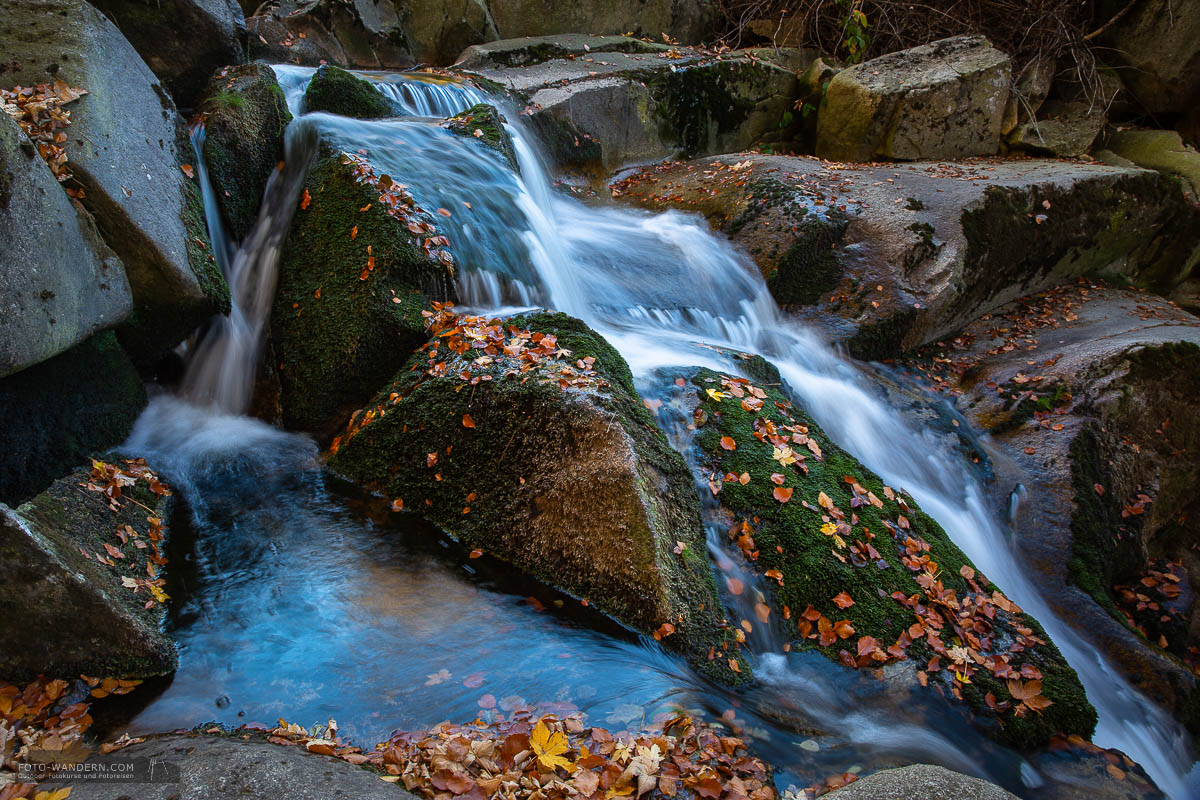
[124,66,1198,798]
[181,120,318,414]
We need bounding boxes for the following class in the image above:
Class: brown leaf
[773,487,793,503]
[462,413,475,428]
[720,436,736,451]
[831,591,854,609]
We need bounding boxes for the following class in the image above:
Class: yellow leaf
[35,789,72,800]
[820,522,838,536]
[706,389,726,402]
[530,719,573,772]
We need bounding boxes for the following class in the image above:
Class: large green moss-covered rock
[303,64,394,118]
[1100,129,1200,199]
[327,310,746,683]
[0,332,146,506]
[270,152,453,441]
[816,35,1010,162]
[681,364,1095,748]
[0,460,175,682]
[198,63,293,241]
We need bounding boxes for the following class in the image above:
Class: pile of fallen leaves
[1,676,140,800]
[80,459,172,608]
[262,712,775,800]
[338,152,455,274]
[0,82,88,187]
[331,304,607,454]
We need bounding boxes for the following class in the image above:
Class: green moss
[444,103,518,171]
[199,64,294,241]
[304,65,395,119]
[270,154,453,440]
[689,366,1095,748]
[0,332,147,506]
[651,59,765,157]
[846,307,919,362]
[328,313,747,684]
[768,212,849,306]
[957,173,1200,324]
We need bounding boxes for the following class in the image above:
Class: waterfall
[132,66,1197,797]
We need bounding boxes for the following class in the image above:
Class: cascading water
[123,65,1197,798]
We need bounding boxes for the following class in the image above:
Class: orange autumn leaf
[754,603,770,623]
[725,576,744,595]
[180,164,194,179]
[300,188,311,210]
[462,413,475,428]
[831,591,854,609]
[719,436,736,451]
[773,486,793,503]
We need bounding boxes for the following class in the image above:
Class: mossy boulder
[303,65,395,118]
[681,365,1095,748]
[0,460,176,682]
[444,103,518,171]
[816,36,1011,162]
[901,284,1200,732]
[327,310,746,684]
[0,332,147,506]
[198,64,293,241]
[270,152,454,442]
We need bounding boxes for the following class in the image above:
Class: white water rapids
[129,65,1197,797]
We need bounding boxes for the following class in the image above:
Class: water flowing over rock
[0,462,175,681]
[270,151,454,440]
[0,111,132,378]
[89,0,246,107]
[0,0,229,363]
[196,64,292,241]
[327,311,745,684]
[616,154,1200,359]
[904,284,1200,735]
[672,361,1094,749]
[816,36,1011,162]
[457,34,801,171]
[0,333,146,505]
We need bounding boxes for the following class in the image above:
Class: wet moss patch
[271,153,454,441]
[444,103,518,171]
[304,65,395,119]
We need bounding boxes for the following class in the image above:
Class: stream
[120,66,1198,798]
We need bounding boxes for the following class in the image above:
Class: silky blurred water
[121,65,1196,797]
